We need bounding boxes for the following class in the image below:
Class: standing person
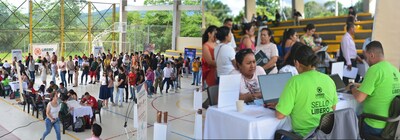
[40,61,48,86]
[41,92,61,140]
[223,18,237,50]
[348,41,400,137]
[98,72,109,109]
[185,58,191,77]
[347,6,358,24]
[154,64,163,94]
[146,67,155,97]
[45,52,51,65]
[215,26,236,83]
[58,57,67,87]
[51,60,58,84]
[81,58,90,85]
[89,58,99,84]
[73,61,79,87]
[256,28,279,74]
[175,59,182,89]
[204,23,218,85]
[293,9,302,26]
[191,57,200,86]
[128,68,137,101]
[162,63,173,93]
[274,9,281,27]
[107,71,115,106]
[239,23,256,51]
[67,56,75,86]
[28,56,35,83]
[51,52,58,64]
[111,57,118,77]
[340,23,362,85]
[116,67,126,107]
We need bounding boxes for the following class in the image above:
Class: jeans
[81,71,88,84]
[116,88,124,106]
[146,80,153,95]
[29,71,35,83]
[42,118,60,140]
[193,71,199,85]
[162,78,172,92]
[68,70,73,84]
[130,86,136,99]
[362,122,383,137]
[60,71,67,86]
[108,87,114,103]
[51,69,56,83]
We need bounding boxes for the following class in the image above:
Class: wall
[176,37,202,51]
[372,0,400,68]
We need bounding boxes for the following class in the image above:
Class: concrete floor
[0,73,205,140]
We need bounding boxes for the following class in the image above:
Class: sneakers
[191,83,194,85]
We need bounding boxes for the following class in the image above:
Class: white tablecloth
[204,93,360,139]
[72,105,93,122]
[204,105,292,139]
[9,81,28,92]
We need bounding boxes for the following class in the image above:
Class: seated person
[67,90,78,101]
[279,42,302,76]
[57,83,68,96]
[59,94,73,123]
[81,92,98,111]
[269,45,337,138]
[348,41,400,137]
[47,81,59,93]
[1,74,10,86]
[230,49,265,103]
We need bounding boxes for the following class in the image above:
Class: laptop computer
[329,74,349,93]
[258,73,292,104]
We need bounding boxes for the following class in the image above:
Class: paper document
[217,74,241,108]
[343,66,358,79]
[331,62,344,79]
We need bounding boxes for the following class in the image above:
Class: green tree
[204,0,231,23]
[256,0,280,14]
[304,1,327,18]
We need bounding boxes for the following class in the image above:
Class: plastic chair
[94,100,103,123]
[207,85,219,106]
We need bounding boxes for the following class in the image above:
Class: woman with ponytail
[202,25,218,87]
[281,29,298,63]
[269,45,338,138]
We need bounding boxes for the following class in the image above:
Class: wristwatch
[349,84,355,93]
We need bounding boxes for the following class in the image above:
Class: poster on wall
[32,44,58,60]
[11,49,23,62]
[184,48,196,62]
[93,46,103,57]
[136,84,148,140]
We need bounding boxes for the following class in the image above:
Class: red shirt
[81,96,98,110]
[128,72,137,86]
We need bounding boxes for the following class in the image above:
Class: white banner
[11,49,23,62]
[93,46,103,57]
[32,44,58,60]
[136,84,147,140]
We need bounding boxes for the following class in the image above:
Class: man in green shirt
[270,45,338,137]
[349,41,400,136]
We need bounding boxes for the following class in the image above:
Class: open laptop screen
[258,73,292,104]
[330,74,346,91]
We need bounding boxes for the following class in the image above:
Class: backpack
[381,95,400,139]
[73,117,85,132]
[9,92,15,99]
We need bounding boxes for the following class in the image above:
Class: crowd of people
[202,14,400,138]
[0,47,201,139]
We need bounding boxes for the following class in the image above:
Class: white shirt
[163,67,173,78]
[230,66,266,94]
[48,103,60,119]
[228,32,237,49]
[341,32,357,65]
[256,42,279,74]
[100,76,107,85]
[3,62,11,68]
[215,43,236,76]
[28,61,35,71]
[279,65,299,76]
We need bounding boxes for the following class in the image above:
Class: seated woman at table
[269,45,337,138]
[59,95,73,124]
[67,90,78,101]
[2,74,10,95]
[21,72,30,83]
[230,49,266,103]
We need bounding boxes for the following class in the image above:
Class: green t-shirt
[276,70,338,137]
[359,61,400,129]
[2,78,10,86]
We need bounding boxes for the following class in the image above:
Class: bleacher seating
[233,13,373,56]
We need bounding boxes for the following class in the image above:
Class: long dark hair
[242,23,253,35]
[304,23,315,32]
[284,42,303,66]
[216,26,231,42]
[202,25,217,44]
[281,29,296,55]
